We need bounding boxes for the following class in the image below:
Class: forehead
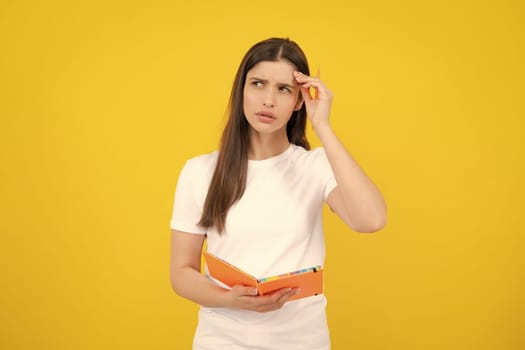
[246,60,297,80]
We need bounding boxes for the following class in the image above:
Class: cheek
[243,89,250,111]
[244,89,261,111]
[278,95,299,111]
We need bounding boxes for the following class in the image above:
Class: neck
[248,130,290,160]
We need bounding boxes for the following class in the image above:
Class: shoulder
[176,151,218,189]
[289,144,328,165]
[289,145,333,185]
[182,150,219,175]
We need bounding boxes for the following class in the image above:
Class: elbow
[355,219,386,233]
[170,269,184,297]
[351,209,387,234]
[171,278,189,299]
[170,276,179,296]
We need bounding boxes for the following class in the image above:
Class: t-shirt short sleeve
[312,148,338,201]
[170,159,207,234]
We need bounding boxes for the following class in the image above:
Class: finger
[294,74,320,85]
[270,287,300,304]
[249,288,300,313]
[294,70,322,81]
[274,288,300,306]
[298,79,324,89]
[300,83,324,101]
[264,288,289,303]
[315,66,320,98]
[293,71,314,83]
[295,76,324,90]
[231,285,258,297]
[294,71,326,101]
[299,85,313,101]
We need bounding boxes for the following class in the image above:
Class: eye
[252,81,263,87]
[279,86,292,93]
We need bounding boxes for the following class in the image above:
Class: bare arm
[294,71,387,233]
[318,126,387,233]
[170,229,298,312]
[169,230,230,307]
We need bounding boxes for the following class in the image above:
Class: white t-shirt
[171,144,337,350]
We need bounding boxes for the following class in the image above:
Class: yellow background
[1,0,523,349]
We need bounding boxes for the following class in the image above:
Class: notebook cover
[203,252,323,301]
[203,252,257,288]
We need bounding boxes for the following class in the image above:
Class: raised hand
[293,70,333,132]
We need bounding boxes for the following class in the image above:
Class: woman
[170,37,386,349]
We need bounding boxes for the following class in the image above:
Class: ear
[294,96,304,111]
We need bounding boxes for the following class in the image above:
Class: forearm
[171,266,232,308]
[316,124,387,231]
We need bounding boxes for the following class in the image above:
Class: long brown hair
[198,38,311,234]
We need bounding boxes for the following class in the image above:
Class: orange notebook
[203,252,324,301]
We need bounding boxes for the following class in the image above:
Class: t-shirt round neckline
[247,144,295,169]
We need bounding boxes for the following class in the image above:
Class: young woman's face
[243,60,302,137]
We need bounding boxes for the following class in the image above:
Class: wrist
[220,289,235,308]
[313,123,334,138]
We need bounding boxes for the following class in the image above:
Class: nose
[263,88,275,108]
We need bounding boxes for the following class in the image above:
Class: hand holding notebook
[203,252,324,302]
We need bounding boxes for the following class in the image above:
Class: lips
[255,111,276,124]
[256,111,275,119]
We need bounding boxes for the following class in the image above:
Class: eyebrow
[248,77,296,89]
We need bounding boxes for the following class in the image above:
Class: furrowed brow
[248,77,296,88]
[279,82,295,89]
[248,77,267,82]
